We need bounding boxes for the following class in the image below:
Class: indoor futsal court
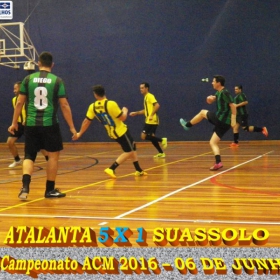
[0,140,279,246]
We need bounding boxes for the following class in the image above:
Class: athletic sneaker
[209,162,223,171]
[229,142,239,147]
[18,186,29,200]
[179,118,190,131]
[9,160,22,168]
[262,127,268,137]
[162,138,168,149]
[154,153,166,158]
[45,188,66,198]
[104,168,117,179]
[135,171,148,177]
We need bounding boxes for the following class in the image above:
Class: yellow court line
[0,178,112,213]
[0,149,121,171]
[113,149,225,178]
[0,147,228,212]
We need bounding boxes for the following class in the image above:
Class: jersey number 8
[34,87,48,110]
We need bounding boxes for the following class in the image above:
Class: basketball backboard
[0,22,38,69]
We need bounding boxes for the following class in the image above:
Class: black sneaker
[45,188,66,198]
[18,187,29,200]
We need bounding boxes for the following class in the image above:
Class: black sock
[145,135,163,153]
[215,155,221,164]
[253,127,262,132]
[15,155,20,162]
[45,156,49,161]
[133,161,142,172]
[151,140,163,153]
[145,135,162,142]
[46,180,55,192]
[110,161,119,171]
[22,174,31,188]
[233,133,239,143]
[186,121,193,127]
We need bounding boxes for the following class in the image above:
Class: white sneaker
[9,160,22,168]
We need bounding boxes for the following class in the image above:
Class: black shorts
[115,130,136,152]
[207,111,231,139]
[24,124,63,154]
[237,114,249,127]
[142,124,158,135]
[9,122,24,138]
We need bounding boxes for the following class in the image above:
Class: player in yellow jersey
[7,81,25,167]
[7,81,49,168]
[129,82,167,158]
[73,85,147,179]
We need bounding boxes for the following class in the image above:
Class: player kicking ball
[180,75,236,171]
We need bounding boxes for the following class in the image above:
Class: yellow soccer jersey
[86,99,127,139]
[144,92,159,125]
[12,96,26,123]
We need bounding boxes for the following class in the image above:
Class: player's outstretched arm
[72,118,91,140]
[129,109,144,117]
[236,101,248,108]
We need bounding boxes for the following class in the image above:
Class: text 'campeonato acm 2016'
[0,226,275,278]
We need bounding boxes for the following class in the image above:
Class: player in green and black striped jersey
[229,85,268,147]
[21,71,66,126]
[8,52,77,200]
[180,75,236,171]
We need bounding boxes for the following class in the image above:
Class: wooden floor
[0,141,279,247]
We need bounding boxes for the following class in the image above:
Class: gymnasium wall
[0,0,279,143]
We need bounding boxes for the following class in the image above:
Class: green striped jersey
[234,92,248,116]
[215,88,234,125]
[20,70,67,126]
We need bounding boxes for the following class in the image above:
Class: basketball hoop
[0,22,38,69]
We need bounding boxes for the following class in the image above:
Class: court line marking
[0,214,279,225]
[0,149,120,171]
[0,149,218,212]
[114,150,274,219]
[0,151,274,225]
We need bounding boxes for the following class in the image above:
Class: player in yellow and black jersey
[7,81,26,168]
[7,81,49,168]
[73,85,147,179]
[129,83,167,158]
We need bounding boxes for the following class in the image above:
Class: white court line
[0,214,279,225]
[114,150,274,219]
[0,150,274,226]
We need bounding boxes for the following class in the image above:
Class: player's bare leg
[180,110,209,130]
[18,159,34,200]
[7,137,22,167]
[45,151,65,198]
[189,109,209,125]
[209,132,223,171]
